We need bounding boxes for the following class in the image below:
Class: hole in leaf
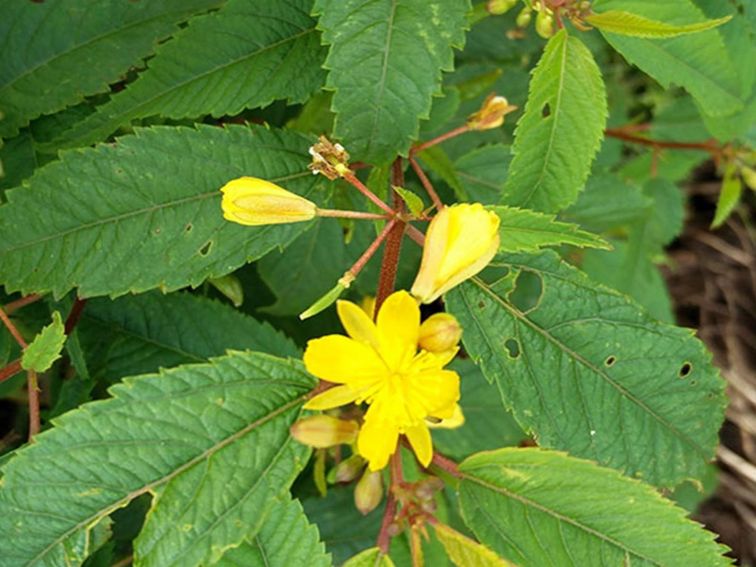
[199,240,213,257]
[153,227,161,235]
[504,338,520,359]
[508,270,543,313]
[605,355,616,367]
[542,103,551,118]
[477,301,486,309]
[679,362,692,378]
[185,223,193,233]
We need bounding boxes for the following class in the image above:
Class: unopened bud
[535,10,555,38]
[418,313,462,353]
[328,453,366,484]
[466,94,518,131]
[742,166,756,190]
[220,177,317,226]
[486,0,517,15]
[516,6,532,27]
[290,415,359,449]
[308,136,352,180]
[354,469,383,515]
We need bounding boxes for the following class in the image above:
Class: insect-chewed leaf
[459,448,731,567]
[21,311,66,372]
[445,251,726,487]
[0,351,315,566]
[0,125,325,299]
[0,0,221,138]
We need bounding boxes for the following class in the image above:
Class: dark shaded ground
[664,167,756,565]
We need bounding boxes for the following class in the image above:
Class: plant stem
[374,160,407,312]
[376,491,398,554]
[27,370,40,440]
[0,307,27,348]
[64,298,87,334]
[317,208,391,220]
[406,225,426,246]
[348,219,398,279]
[342,172,396,216]
[409,157,444,211]
[0,359,22,383]
[4,294,43,315]
[430,451,462,478]
[411,125,469,155]
[604,127,720,154]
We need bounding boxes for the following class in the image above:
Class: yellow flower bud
[290,415,359,449]
[516,6,533,28]
[535,9,555,38]
[354,469,383,515]
[486,0,517,15]
[411,204,500,304]
[742,166,756,191]
[466,94,518,131]
[220,176,317,226]
[328,453,366,484]
[418,313,462,353]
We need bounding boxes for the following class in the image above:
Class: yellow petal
[427,404,465,429]
[220,177,317,226]
[404,421,433,467]
[303,335,387,385]
[337,300,380,349]
[358,414,400,471]
[303,385,360,410]
[376,290,420,370]
[405,369,460,418]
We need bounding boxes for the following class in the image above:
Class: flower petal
[337,300,380,349]
[303,335,386,384]
[427,404,465,429]
[376,290,420,370]
[404,421,433,467]
[406,369,460,418]
[358,415,399,471]
[303,385,360,411]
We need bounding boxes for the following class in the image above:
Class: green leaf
[50,0,326,150]
[492,205,609,253]
[0,351,315,566]
[0,129,38,194]
[712,164,743,228]
[21,311,65,372]
[502,31,607,212]
[0,0,221,138]
[0,125,325,299]
[586,10,731,38]
[454,144,510,205]
[417,146,467,201]
[259,218,347,317]
[393,186,426,217]
[314,0,471,163]
[460,449,730,567]
[77,291,299,382]
[433,523,511,567]
[593,0,743,117]
[215,496,331,567]
[343,547,396,567]
[445,251,726,486]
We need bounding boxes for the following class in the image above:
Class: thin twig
[27,370,40,440]
[342,172,396,216]
[0,307,28,348]
[348,219,398,279]
[409,157,443,211]
[0,359,22,383]
[64,298,87,334]
[411,125,469,155]
[3,294,43,315]
[405,225,426,246]
[604,127,720,154]
[430,451,462,478]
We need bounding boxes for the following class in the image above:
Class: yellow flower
[303,291,460,471]
[220,176,316,226]
[466,94,518,131]
[411,204,500,304]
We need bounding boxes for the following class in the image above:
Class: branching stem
[342,172,396,216]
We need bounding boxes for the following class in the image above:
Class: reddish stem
[377,450,405,554]
[405,224,426,246]
[430,452,462,478]
[27,370,40,440]
[411,125,470,155]
[4,294,43,315]
[374,160,407,312]
[0,359,22,383]
[604,127,719,154]
[348,219,398,279]
[64,298,87,334]
[0,307,27,348]
[342,172,396,216]
[409,157,444,211]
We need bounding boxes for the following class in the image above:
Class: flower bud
[328,453,366,484]
[308,136,352,180]
[290,415,359,449]
[220,177,317,226]
[486,0,517,15]
[418,313,462,353]
[466,94,518,131]
[516,6,532,27]
[411,204,500,304]
[742,166,756,190]
[535,9,555,38]
[354,469,383,515]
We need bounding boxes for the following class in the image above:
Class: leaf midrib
[28,392,308,565]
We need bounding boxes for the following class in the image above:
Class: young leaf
[585,10,731,38]
[592,0,743,117]
[0,351,315,566]
[0,125,325,299]
[491,205,609,253]
[393,186,426,217]
[445,251,726,487]
[711,164,743,228]
[0,0,221,138]
[314,0,470,163]
[459,448,731,567]
[50,0,326,150]
[21,311,65,373]
[433,523,512,567]
[343,547,396,567]
[215,496,331,567]
[502,31,607,213]
[78,291,299,382]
